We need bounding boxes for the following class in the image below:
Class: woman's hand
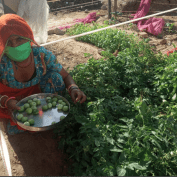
[6,99,21,111]
[70,89,87,104]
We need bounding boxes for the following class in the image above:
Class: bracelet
[0,95,9,109]
[67,84,79,92]
[5,97,16,108]
[69,88,81,95]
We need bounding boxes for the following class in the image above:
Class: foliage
[53,23,177,176]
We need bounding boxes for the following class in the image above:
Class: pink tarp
[131,0,165,35]
[49,12,98,31]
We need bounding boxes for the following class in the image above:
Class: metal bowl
[12,93,70,132]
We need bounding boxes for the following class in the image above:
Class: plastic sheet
[17,0,49,45]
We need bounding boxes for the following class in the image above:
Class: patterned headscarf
[0,14,40,60]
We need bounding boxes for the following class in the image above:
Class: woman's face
[7,35,29,47]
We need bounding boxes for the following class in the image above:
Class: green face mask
[4,41,32,62]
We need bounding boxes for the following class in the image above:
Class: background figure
[0,0,49,45]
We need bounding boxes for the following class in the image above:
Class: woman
[0,14,87,135]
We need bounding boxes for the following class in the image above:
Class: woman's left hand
[70,89,87,104]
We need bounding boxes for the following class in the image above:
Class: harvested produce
[26,108,33,114]
[24,121,30,126]
[42,105,48,111]
[18,106,25,113]
[61,102,67,106]
[29,119,35,125]
[30,102,36,107]
[57,104,63,110]
[28,100,33,104]
[52,101,57,107]
[17,114,23,121]
[63,106,69,112]
[58,99,63,103]
[48,103,52,109]
[60,116,65,120]
[32,108,39,115]
[24,103,30,109]
[33,98,38,102]
[52,97,58,102]
[36,99,41,105]
[22,117,28,123]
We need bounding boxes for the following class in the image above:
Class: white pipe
[41,7,177,47]
[0,127,12,176]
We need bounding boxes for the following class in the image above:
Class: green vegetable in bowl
[46,97,52,100]
[18,106,25,113]
[42,105,48,111]
[29,119,35,125]
[22,117,28,123]
[61,102,67,106]
[30,102,37,107]
[52,102,57,107]
[58,100,63,104]
[33,108,39,115]
[17,114,23,121]
[26,108,33,115]
[36,99,41,105]
[24,121,30,126]
[60,116,65,120]
[57,104,63,110]
[46,99,52,103]
[24,103,30,109]
[52,97,58,102]
[33,98,38,102]
[31,105,37,110]
[28,100,33,103]
[63,106,69,112]
[48,103,52,109]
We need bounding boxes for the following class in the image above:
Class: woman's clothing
[0,14,39,60]
[0,14,65,134]
[0,46,65,131]
[0,46,65,92]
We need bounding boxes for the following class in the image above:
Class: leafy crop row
[54,23,177,176]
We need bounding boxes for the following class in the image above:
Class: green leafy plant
[54,22,177,176]
[166,23,175,33]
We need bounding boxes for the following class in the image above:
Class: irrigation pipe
[41,7,177,47]
[50,0,100,11]
[51,2,100,12]
[0,127,12,176]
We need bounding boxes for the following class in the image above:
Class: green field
[54,23,177,176]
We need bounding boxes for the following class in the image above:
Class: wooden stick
[114,0,117,18]
[108,0,111,19]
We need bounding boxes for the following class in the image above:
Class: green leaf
[95,139,100,147]
[172,93,176,100]
[110,147,122,152]
[127,163,146,170]
[117,167,126,176]
[106,137,114,145]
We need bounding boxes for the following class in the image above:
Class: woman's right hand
[6,99,21,111]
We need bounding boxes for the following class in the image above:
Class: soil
[1,0,177,176]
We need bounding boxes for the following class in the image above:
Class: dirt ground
[1,1,177,176]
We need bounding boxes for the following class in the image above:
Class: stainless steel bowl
[12,93,70,132]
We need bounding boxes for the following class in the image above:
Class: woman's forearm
[60,68,78,89]
[63,74,77,89]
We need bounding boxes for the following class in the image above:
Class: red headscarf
[0,14,40,60]
[0,14,42,131]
